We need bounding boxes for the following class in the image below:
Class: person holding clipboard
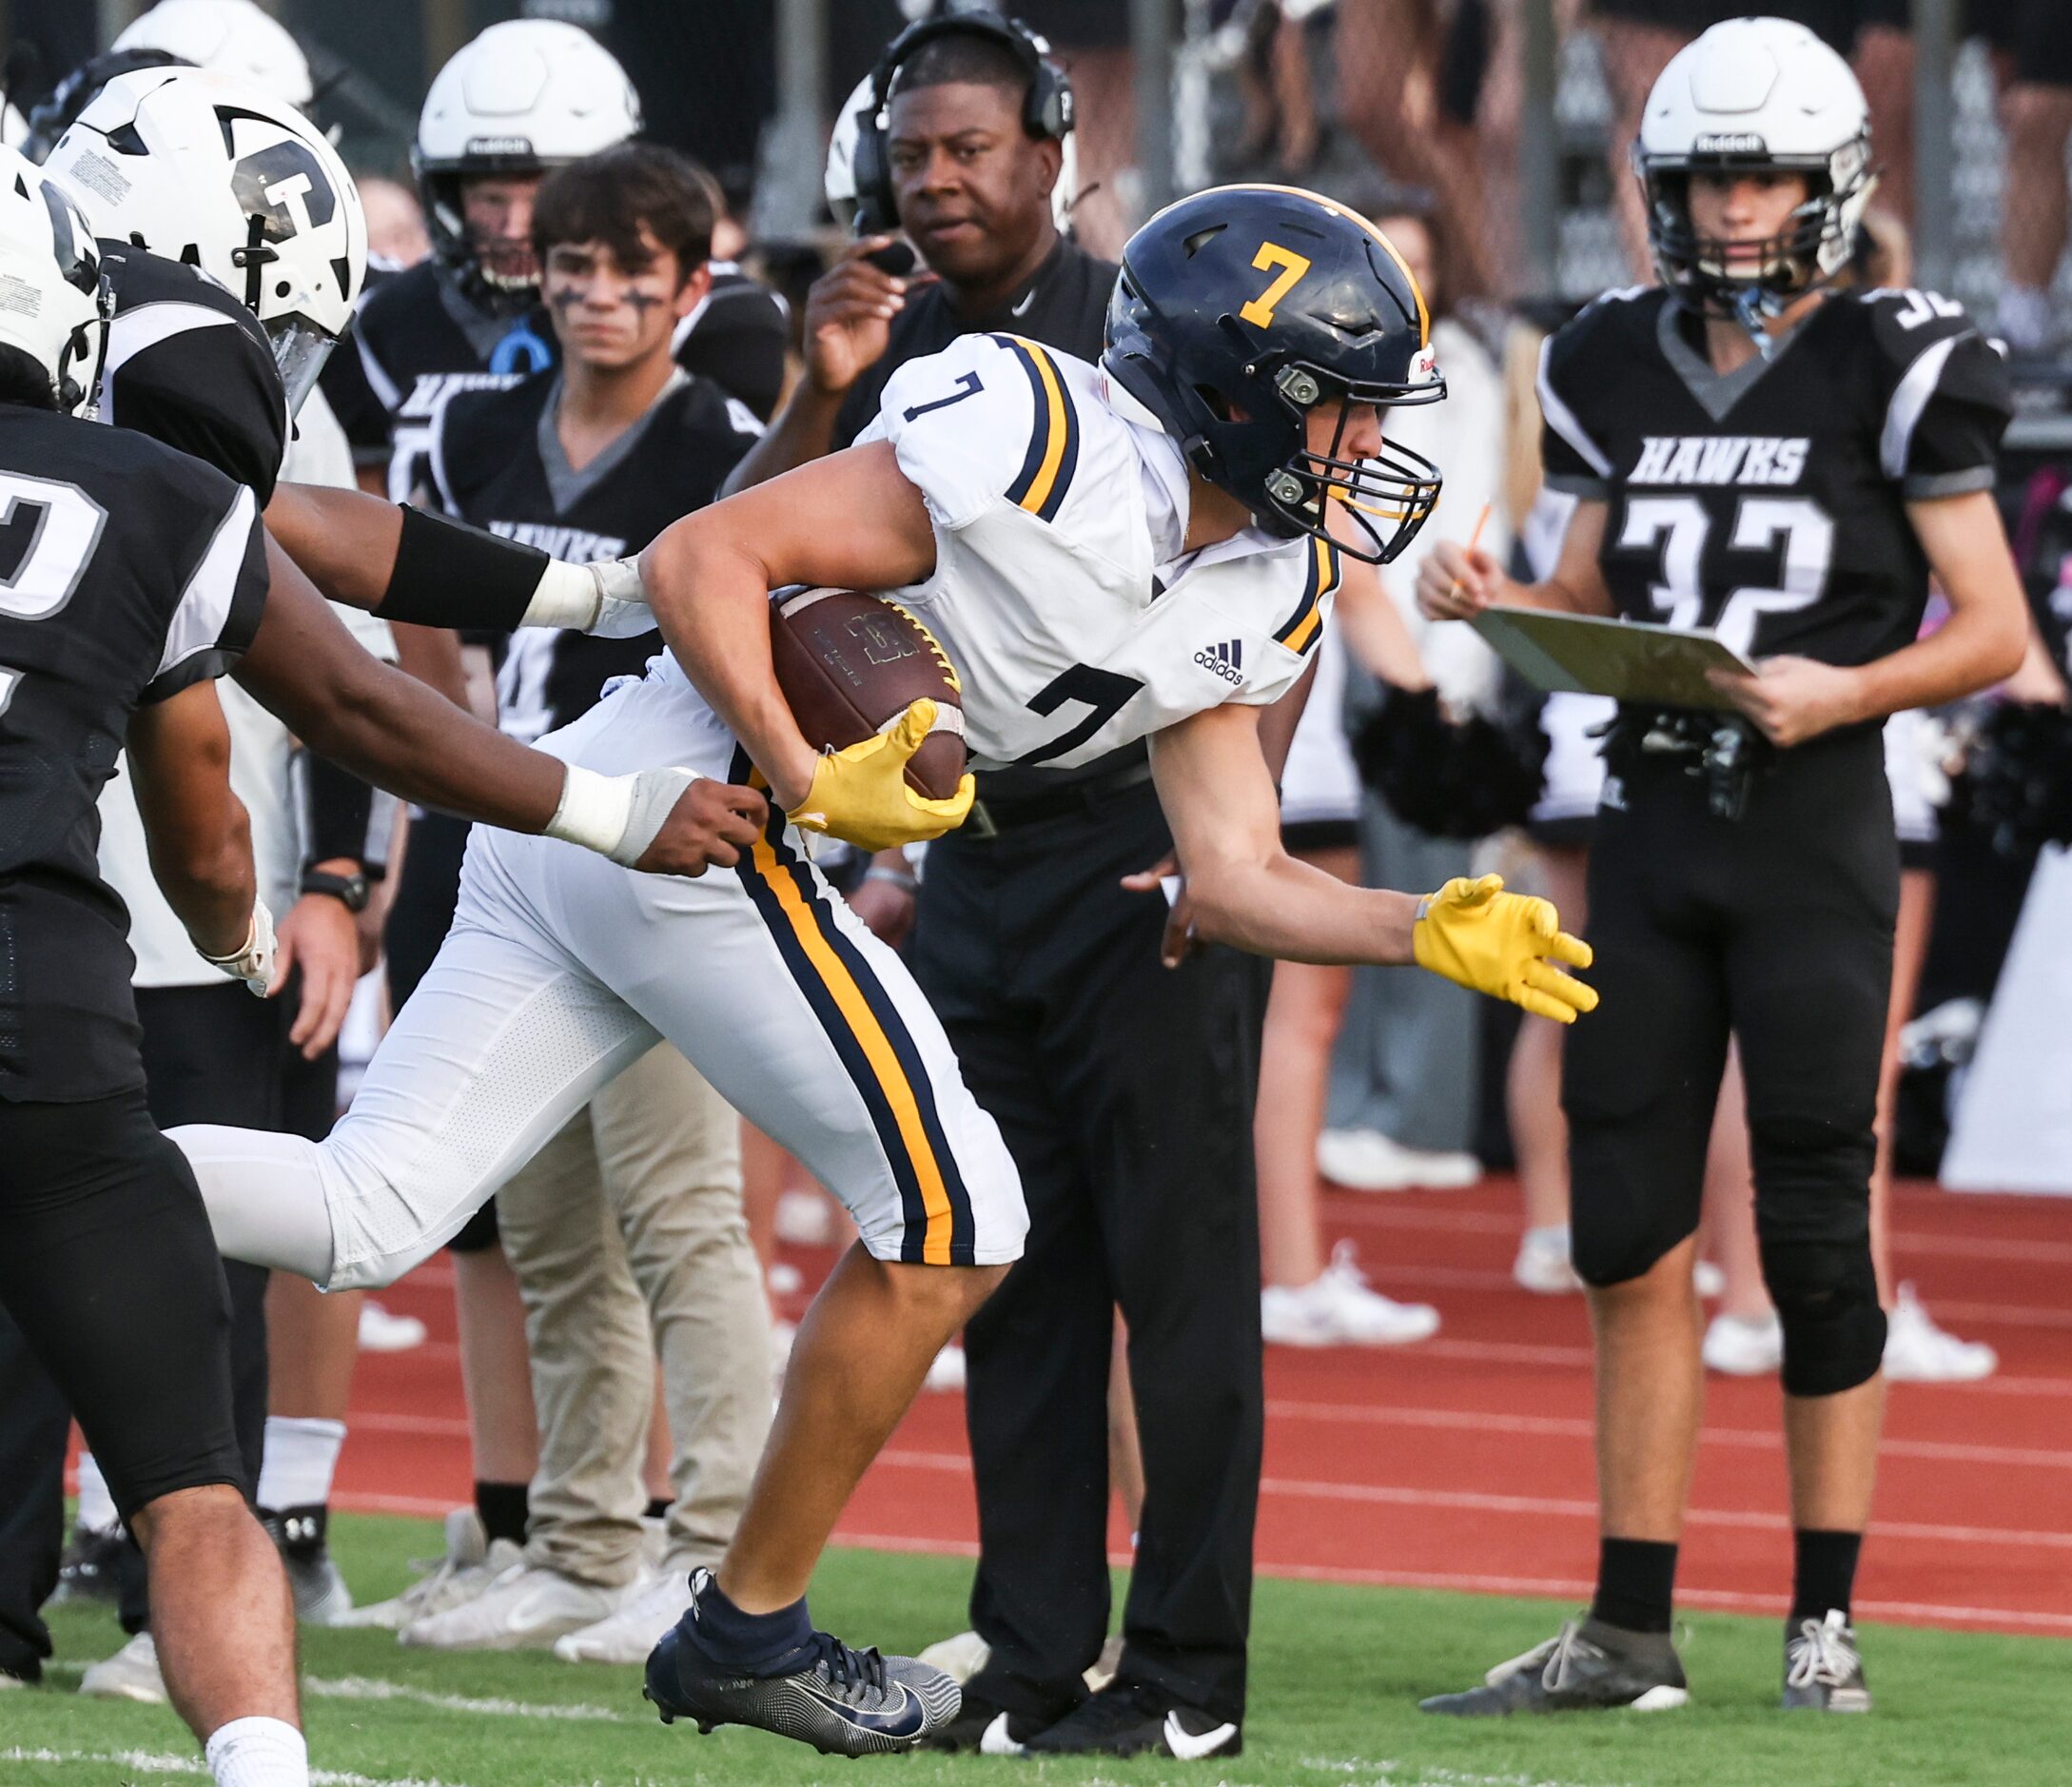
[1414,16,2023,1718]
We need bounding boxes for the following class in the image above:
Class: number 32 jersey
[847,331,1340,770]
[1538,285,2012,668]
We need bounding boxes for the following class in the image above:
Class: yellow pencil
[1446,501,1494,604]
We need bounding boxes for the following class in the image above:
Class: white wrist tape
[518,559,604,632]
[203,898,278,996]
[545,764,704,868]
[520,556,653,638]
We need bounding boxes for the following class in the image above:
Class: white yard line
[303,1676,634,1722]
[0,1748,472,1787]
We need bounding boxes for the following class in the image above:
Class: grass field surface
[2,1513,2064,1787]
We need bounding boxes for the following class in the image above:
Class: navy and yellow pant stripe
[730,764,976,1266]
[1273,535,1339,656]
[992,333,1079,522]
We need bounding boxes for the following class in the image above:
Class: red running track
[333,1177,2072,1638]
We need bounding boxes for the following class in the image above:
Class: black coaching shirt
[831,236,1120,800]
[1539,285,2013,694]
[325,257,788,500]
[0,407,269,1101]
[427,365,760,740]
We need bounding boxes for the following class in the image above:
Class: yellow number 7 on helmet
[1239,241,1312,328]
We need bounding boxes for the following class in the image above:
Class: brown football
[769,587,968,800]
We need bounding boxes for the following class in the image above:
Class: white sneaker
[1262,1243,1439,1346]
[1514,1225,1583,1294]
[554,1569,694,1664]
[338,1506,521,1630]
[923,1340,967,1392]
[1884,1284,1997,1383]
[79,1632,166,1703]
[400,1561,644,1652]
[357,1298,427,1352]
[1317,1128,1481,1192]
[1084,1633,1124,1692]
[774,1188,836,1245]
[1703,1309,1783,1376]
[917,1628,991,1683]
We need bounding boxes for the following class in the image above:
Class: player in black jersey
[1415,18,2025,1717]
[0,165,310,1781]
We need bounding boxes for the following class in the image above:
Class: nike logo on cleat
[800,1678,925,1740]
[1163,1712,1238,1758]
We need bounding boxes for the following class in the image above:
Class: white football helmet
[0,146,109,416]
[1633,14,1874,318]
[46,69,364,414]
[414,19,640,308]
[112,0,313,109]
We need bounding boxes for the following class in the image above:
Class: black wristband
[380,504,550,630]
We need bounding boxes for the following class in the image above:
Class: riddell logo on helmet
[1693,132,1768,154]
[464,136,535,157]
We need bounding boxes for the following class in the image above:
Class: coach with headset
[727,9,1270,1758]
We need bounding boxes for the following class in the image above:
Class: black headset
[849,10,1073,236]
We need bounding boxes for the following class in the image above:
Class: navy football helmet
[1103,183,1444,564]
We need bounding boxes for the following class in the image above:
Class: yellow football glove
[1412,874,1599,1024]
[787,698,975,854]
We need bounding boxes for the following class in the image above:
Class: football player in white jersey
[173,184,1597,1756]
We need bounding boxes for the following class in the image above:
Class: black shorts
[1562,727,1897,1286]
[0,1089,243,1522]
[1972,0,2072,85]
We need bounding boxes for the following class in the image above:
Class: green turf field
[3,1511,2062,1787]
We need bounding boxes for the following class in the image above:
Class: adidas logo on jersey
[1632,436,1809,488]
[1194,639,1244,683]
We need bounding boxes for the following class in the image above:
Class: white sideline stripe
[1267,1399,2072,1469]
[0,1749,471,1787]
[304,1676,631,1722]
[335,1490,452,1517]
[351,1410,470,1437]
[870,1450,2072,1547]
[1299,1758,1621,1787]
[826,1531,2072,1637]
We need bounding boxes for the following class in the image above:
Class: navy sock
[684,1575,815,1677]
[1790,1529,1862,1624]
[474,1480,529,1549]
[645,1497,673,1522]
[1590,1538,1678,1636]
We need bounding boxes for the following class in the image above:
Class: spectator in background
[1319,191,1509,1193]
[357,175,430,268]
[1016,0,1134,255]
[1988,2,2072,352]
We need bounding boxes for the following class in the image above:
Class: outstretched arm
[232,537,766,875]
[1153,703,1596,1020]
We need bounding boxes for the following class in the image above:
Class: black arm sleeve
[297,747,383,876]
[377,503,552,629]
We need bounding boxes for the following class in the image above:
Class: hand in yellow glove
[1412,874,1599,1024]
[787,698,975,854]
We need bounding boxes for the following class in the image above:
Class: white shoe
[923,1340,967,1392]
[400,1561,643,1652]
[338,1506,520,1630]
[1884,1284,1997,1383]
[554,1569,694,1664]
[1514,1225,1583,1294]
[774,1188,836,1246]
[1703,1309,1783,1376]
[1084,1633,1124,1693]
[1262,1243,1439,1346]
[1317,1128,1480,1192]
[79,1632,166,1703]
[357,1298,427,1352]
[917,1628,991,1683]
[1693,1260,1727,1299]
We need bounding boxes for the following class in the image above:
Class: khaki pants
[496,1042,772,1586]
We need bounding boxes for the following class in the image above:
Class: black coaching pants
[909,780,1271,1728]
[1563,726,1898,1292]
[0,981,283,1678]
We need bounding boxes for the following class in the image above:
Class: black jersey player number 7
[1617,492,1833,658]
[0,472,108,711]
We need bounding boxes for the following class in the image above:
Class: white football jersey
[850,332,1339,770]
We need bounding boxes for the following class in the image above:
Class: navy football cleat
[1419,1617,1689,1716]
[643,1572,960,1757]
